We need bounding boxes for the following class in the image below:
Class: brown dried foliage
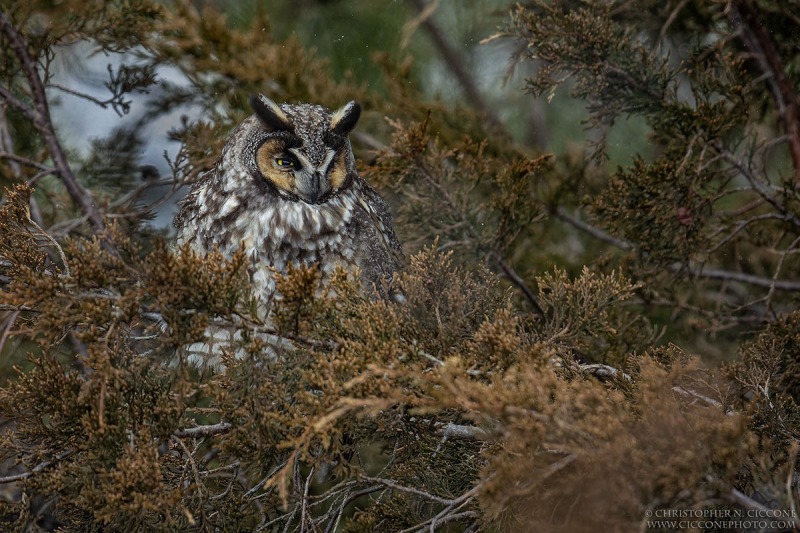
[0,1,799,531]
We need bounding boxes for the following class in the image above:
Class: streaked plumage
[174,95,403,307]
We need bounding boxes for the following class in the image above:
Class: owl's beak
[307,171,323,204]
[296,171,326,204]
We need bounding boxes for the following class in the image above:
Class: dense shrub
[0,1,798,531]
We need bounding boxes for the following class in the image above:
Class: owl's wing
[351,177,405,295]
[173,169,215,242]
[356,178,404,263]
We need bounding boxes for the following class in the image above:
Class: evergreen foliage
[0,1,798,531]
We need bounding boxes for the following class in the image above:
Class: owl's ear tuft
[330,101,361,136]
[250,94,293,133]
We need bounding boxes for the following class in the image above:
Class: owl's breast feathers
[175,168,403,299]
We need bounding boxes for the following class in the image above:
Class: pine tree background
[0,1,799,531]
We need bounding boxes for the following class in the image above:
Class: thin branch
[0,470,34,484]
[360,476,459,506]
[424,511,479,532]
[0,449,76,484]
[554,207,634,250]
[726,488,774,512]
[405,0,503,129]
[579,363,632,382]
[0,151,53,172]
[0,309,20,357]
[729,0,800,183]
[300,468,314,532]
[717,148,800,228]
[244,461,288,500]
[0,84,35,122]
[540,453,576,482]
[397,482,482,533]
[437,423,489,441]
[658,0,691,41]
[324,485,384,533]
[0,304,36,312]
[174,421,232,439]
[236,320,340,351]
[0,12,104,232]
[28,217,70,276]
[555,205,800,292]
[706,212,786,254]
[490,251,546,319]
[672,386,735,416]
[47,83,119,110]
[679,263,800,291]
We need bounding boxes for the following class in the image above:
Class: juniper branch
[0,12,104,232]
[0,449,76,484]
[555,205,800,292]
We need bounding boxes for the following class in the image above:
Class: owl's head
[246,94,361,205]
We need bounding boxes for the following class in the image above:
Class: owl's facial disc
[249,95,359,204]
[256,141,345,204]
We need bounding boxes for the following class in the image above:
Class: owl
[174,95,403,306]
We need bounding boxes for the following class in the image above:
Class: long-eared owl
[174,95,403,305]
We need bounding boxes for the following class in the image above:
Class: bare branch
[405,0,503,129]
[0,151,54,172]
[0,309,20,357]
[679,263,800,292]
[0,449,76,484]
[232,318,341,351]
[554,207,634,250]
[360,475,461,506]
[0,84,36,122]
[174,422,232,439]
[729,1,800,183]
[672,386,735,416]
[0,304,37,312]
[554,205,800,292]
[717,148,800,228]
[300,468,314,532]
[579,363,632,382]
[438,423,489,441]
[490,251,546,319]
[28,217,69,276]
[726,488,774,513]
[47,83,121,111]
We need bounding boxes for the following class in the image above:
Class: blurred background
[49,0,649,228]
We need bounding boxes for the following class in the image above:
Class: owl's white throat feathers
[181,176,360,300]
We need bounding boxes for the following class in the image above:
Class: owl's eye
[274,157,297,169]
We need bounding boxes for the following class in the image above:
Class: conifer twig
[554,207,634,250]
[579,363,632,382]
[681,264,800,292]
[0,12,104,233]
[0,449,76,484]
[28,218,69,276]
[555,206,800,291]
